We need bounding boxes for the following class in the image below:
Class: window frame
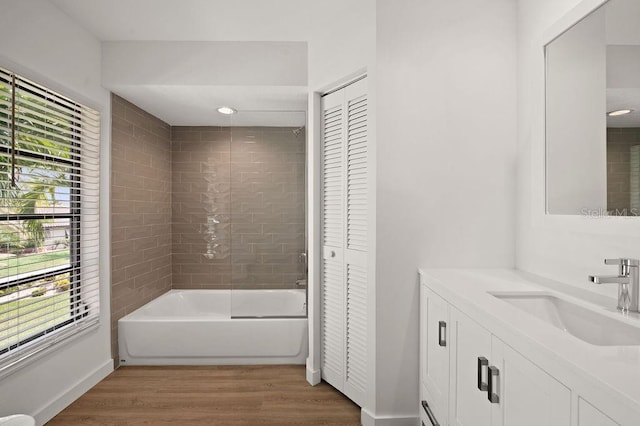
[0,67,100,372]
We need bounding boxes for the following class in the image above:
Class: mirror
[545,0,640,216]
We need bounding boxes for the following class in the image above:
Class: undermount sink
[491,292,640,346]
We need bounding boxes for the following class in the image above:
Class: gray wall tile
[607,128,640,215]
[111,94,172,365]
[172,126,306,290]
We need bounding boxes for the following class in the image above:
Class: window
[0,67,100,374]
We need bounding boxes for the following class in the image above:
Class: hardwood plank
[46,365,361,426]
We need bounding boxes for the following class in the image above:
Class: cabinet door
[449,308,492,426]
[491,338,571,426]
[578,398,620,426]
[420,285,450,425]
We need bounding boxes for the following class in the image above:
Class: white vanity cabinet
[578,398,620,426]
[448,308,571,426]
[420,283,571,426]
[419,269,640,426]
[448,307,491,426]
[420,285,450,425]
[489,331,571,426]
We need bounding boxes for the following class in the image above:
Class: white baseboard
[361,408,418,426]
[305,360,321,385]
[33,358,113,426]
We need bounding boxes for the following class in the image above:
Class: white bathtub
[118,289,308,365]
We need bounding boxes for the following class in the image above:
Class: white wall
[605,0,640,45]
[103,41,307,86]
[546,7,607,215]
[102,41,308,125]
[51,0,313,42]
[0,1,112,424]
[607,45,640,89]
[376,0,516,422]
[515,0,640,298]
[307,2,375,90]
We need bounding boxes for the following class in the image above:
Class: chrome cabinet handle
[421,400,440,426]
[487,365,500,404]
[438,321,446,347]
[477,357,488,391]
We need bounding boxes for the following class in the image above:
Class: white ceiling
[50,0,313,42]
[114,85,307,127]
[50,0,313,126]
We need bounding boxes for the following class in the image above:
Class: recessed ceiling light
[608,109,634,116]
[217,106,237,115]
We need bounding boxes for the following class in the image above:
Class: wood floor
[46,365,361,426]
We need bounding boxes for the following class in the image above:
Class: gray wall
[110,94,173,363]
[607,127,640,214]
[171,126,306,290]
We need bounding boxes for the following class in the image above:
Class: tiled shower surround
[110,95,172,361]
[111,96,306,360]
[171,126,306,290]
[607,127,640,214]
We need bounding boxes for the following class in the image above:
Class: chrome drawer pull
[487,365,500,404]
[421,400,440,426]
[477,356,488,391]
[438,321,447,347]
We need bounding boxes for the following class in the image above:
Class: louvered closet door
[320,77,368,408]
[343,79,368,406]
[321,89,345,389]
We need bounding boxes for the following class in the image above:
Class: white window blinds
[0,67,100,374]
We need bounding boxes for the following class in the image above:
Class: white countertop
[419,268,640,416]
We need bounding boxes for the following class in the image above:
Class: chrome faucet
[589,258,640,313]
